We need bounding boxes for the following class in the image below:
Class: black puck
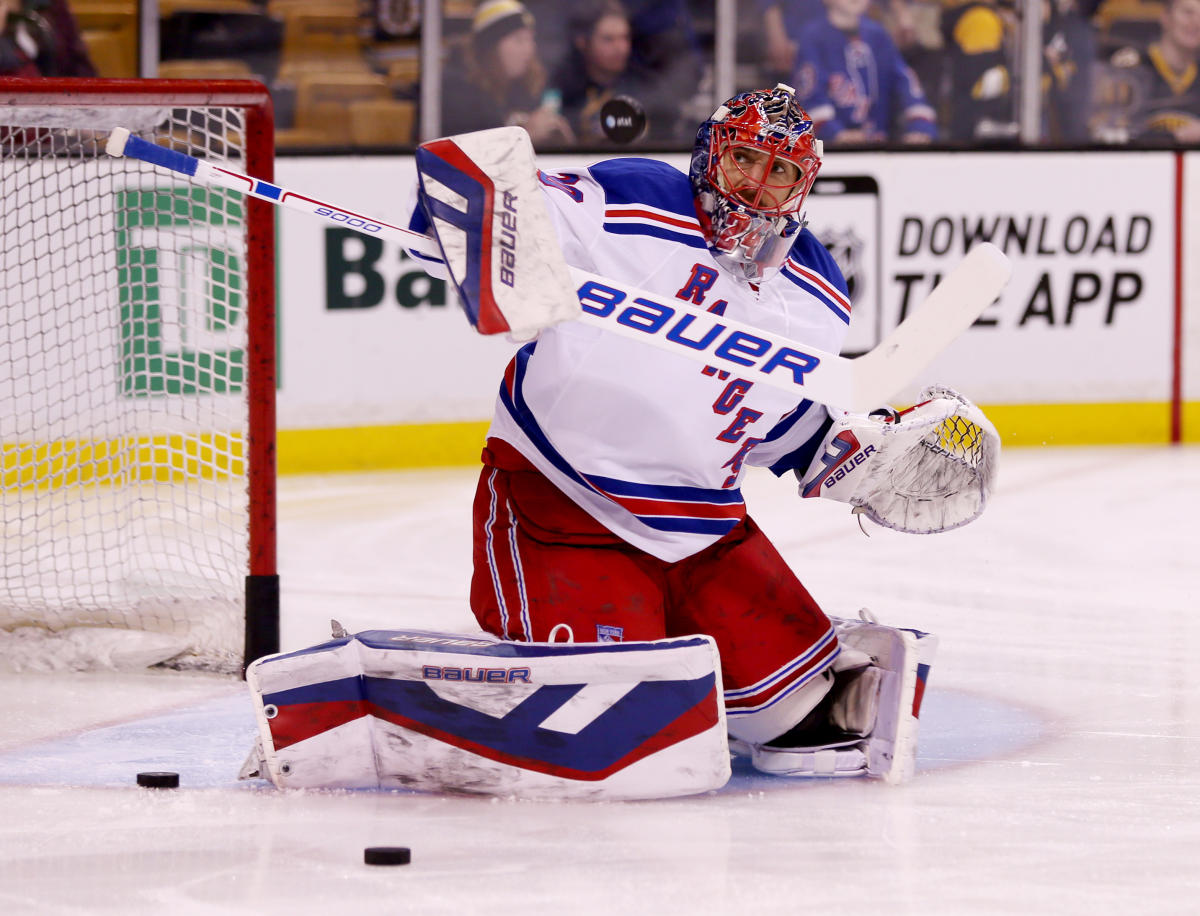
[136,771,179,788]
[364,846,411,866]
[600,95,647,144]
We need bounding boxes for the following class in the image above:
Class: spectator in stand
[531,0,701,141]
[938,0,1096,144]
[0,0,95,77]
[0,0,38,75]
[550,0,657,144]
[1043,0,1100,143]
[545,0,705,144]
[759,0,825,81]
[1110,0,1200,142]
[939,0,1018,142]
[758,0,935,85]
[619,0,703,127]
[794,0,938,145]
[441,0,574,147]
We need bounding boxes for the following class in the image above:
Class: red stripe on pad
[606,207,702,232]
[369,686,720,781]
[269,699,369,750]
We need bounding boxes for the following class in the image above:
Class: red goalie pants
[470,440,840,719]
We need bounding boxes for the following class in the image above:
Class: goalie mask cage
[0,79,278,673]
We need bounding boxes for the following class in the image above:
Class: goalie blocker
[241,627,730,800]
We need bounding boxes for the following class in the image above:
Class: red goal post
[0,78,277,673]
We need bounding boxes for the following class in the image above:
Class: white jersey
[413,157,852,563]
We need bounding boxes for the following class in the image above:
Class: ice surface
[1,447,1197,915]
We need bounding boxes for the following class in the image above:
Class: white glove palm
[798,386,999,534]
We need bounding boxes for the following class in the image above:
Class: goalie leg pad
[724,665,836,746]
[838,613,939,784]
[738,613,937,784]
[738,736,869,778]
[243,628,731,800]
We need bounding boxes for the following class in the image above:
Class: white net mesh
[1,104,261,672]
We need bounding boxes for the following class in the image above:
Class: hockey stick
[105,128,1011,411]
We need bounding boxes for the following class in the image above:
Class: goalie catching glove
[798,385,999,534]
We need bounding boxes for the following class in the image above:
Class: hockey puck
[364,846,411,866]
[136,771,179,789]
[599,95,647,144]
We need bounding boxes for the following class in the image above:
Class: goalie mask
[690,84,823,282]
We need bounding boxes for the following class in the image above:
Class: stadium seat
[349,98,416,146]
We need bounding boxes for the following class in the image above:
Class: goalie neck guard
[689,84,823,282]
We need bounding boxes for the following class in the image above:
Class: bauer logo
[822,444,875,488]
[115,186,247,396]
[577,280,821,388]
[422,665,532,684]
[387,633,495,649]
[802,431,874,498]
[498,190,518,288]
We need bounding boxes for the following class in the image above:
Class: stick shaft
[106,129,1009,411]
[112,131,438,257]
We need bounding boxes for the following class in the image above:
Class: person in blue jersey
[793,0,938,145]
[407,85,979,780]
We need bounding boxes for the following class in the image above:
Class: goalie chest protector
[245,628,731,800]
[486,157,853,563]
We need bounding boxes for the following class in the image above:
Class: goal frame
[0,77,278,671]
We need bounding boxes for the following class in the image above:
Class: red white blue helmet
[690,84,823,281]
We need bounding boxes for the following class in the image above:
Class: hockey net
[0,79,277,673]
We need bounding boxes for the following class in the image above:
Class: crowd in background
[0,0,94,78]
[2,0,1198,149]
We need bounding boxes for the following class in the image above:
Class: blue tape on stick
[123,134,200,177]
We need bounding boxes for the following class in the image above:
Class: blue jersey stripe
[604,222,708,249]
[584,473,743,505]
[498,345,598,494]
[640,516,740,535]
[780,268,851,324]
[760,400,815,443]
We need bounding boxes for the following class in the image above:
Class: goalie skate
[742,612,938,784]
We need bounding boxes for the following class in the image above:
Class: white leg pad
[725,667,835,745]
[733,736,869,777]
[837,614,938,784]
[242,627,731,800]
[735,612,938,784]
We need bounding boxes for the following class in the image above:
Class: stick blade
[850,242,1011,410]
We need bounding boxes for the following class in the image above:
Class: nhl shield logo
[821,227,866,305]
